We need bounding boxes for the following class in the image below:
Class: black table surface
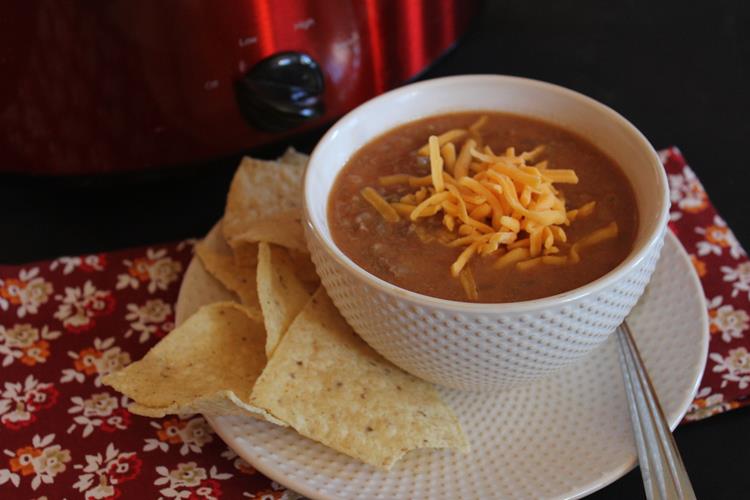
[2,1,749,498]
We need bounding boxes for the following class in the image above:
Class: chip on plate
[102,302,284,425]
[279,147,310,168]
[233,238,259,271]
[256,242,312,357]
[195,221,261,316]
[223,156,306,251]
[250,288,469,469]
[174,256,238,326]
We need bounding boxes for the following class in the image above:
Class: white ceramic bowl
[303,75,669,391]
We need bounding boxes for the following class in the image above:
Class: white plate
[175,231,708,500]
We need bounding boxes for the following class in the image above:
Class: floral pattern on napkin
[661,147,750,421]
[0,242,299,499]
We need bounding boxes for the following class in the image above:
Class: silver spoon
[616,321,697,500]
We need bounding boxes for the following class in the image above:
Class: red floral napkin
[661,147,750,420]
[0,147,747,498]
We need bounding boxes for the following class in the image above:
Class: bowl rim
[303,74,670,314]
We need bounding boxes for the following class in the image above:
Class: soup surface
[328,112,638,302]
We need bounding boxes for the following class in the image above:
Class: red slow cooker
[0,0,476,175]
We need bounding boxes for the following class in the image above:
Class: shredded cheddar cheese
[378,174,411,186]
[361,187,399,222]
[418,129,467,156]
[366,122,619,300]
[459,267,479,301]
[429,136,445,192]
[516,256,543,271]
[454,139,476,179]
[390,202,416,218]
[541,255,568,265]
[494,247,531,270]
[442,143,456,173]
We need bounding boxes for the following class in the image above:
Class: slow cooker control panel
[234,51,325,133]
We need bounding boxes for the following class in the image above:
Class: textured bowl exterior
[308,224,665,390]
[303,75,670,391]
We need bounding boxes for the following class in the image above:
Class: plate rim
[565,230,709,499]
[180,230,709,500]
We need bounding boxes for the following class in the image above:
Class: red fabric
[660,147,750,421]
[0,147,747,497]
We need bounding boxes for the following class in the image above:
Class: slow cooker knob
[235,51,325,132]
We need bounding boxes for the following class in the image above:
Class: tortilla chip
[223,157,306,251]
[279,147,309,167]
[250,289,469,469]
[257,242,312,357]
[233,238,259,270]
[126,391,278,423]
[102,302,284,425]
[175,257,239,325]
[195,221,261,316]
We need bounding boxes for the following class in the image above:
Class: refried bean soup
[327,111,638,303]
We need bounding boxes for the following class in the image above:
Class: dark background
[2,1,749,498]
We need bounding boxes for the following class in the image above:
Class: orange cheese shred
[459,267,479,301]
[542,255,567,265]
[379,174,411,186]
[410,191,451,220]
[428,135,445,193]
[361,187,399,222]
[442,143,457,174]
[494,247,531,270]
[454,139,476,179]
[516,256,543,271]
[390,202,416,218]
[418,129,467,155]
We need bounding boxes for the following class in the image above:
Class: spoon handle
[616,321,696,500]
